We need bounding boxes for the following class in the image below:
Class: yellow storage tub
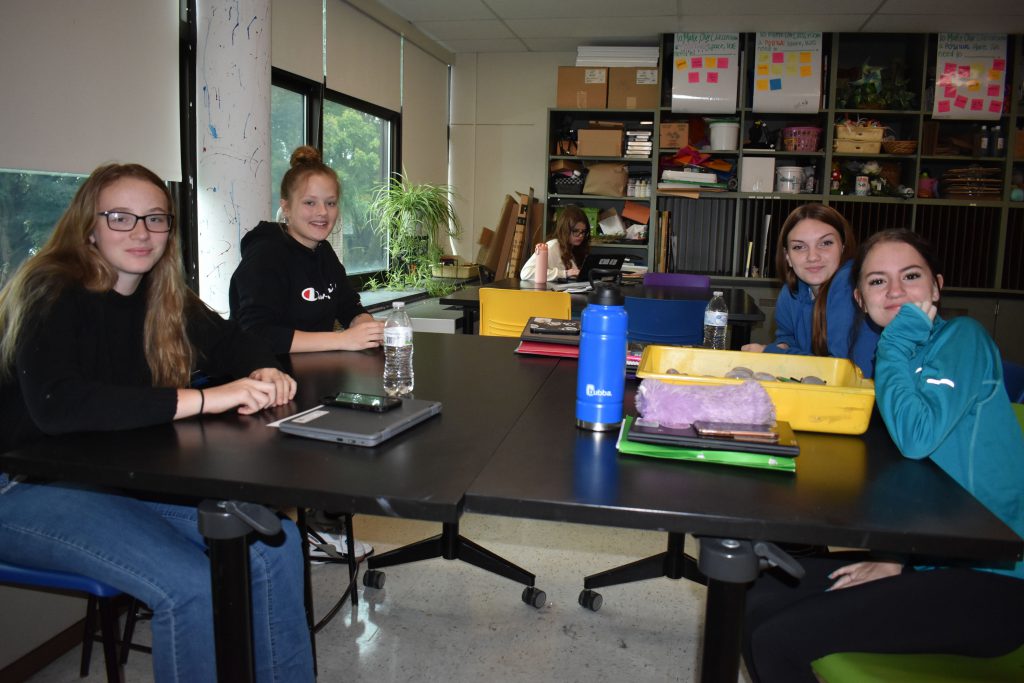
[636,346,876,435]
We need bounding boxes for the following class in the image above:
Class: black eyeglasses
[97,211,174,233]
[571,228,588,237]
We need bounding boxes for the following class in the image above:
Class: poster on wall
[671,33,740,114]
[752,33,822,113]
[932,33,1007,120]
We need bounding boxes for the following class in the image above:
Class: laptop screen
[575,254,626,281]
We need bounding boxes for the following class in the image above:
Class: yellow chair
[479,289,571,337]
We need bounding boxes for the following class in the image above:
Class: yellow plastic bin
[635,346,876,435]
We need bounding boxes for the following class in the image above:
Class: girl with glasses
[520,204,591,281]
[0,163,313,682]
[741,203,880,378]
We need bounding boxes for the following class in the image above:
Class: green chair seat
[812,644,1024,682]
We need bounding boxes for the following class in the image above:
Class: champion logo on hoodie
[301,283,336,301]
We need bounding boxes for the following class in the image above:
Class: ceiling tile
[676,15,871,33]
[416,19,515,41]
[679,0,885,15]
[440,38,530,54]
[863,14,1024,32]
[373,0,495,22]
[505,16,673,40]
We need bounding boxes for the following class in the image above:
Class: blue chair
[0,560,137,681]
[624,296,705,346]
[643,272,711,288]
[1002,359,1024,403]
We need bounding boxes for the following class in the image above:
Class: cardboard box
[740,157,776,193]
[549,158,584,174]
[556,67,607,109]
[607,67,660,109]
[577,129,623,157]
[659,122,689,149]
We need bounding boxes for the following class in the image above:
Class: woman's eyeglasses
[570,228,588,237]
[97,211,174,233]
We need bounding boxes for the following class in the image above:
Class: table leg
[700,577,749,683]
[462,307,476,335]
[199,500,282,683]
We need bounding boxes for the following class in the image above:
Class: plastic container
[782,126,821,152]
[383,302,414,396]
[709,121,739,151]
[576,281,628,431]
[776,166,805,194]
[702,291,728,350]
[635,346,876,434]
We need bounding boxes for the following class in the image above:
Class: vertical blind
[0,0,181,181]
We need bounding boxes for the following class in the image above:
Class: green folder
[617,417,797,473]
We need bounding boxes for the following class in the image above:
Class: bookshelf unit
[546,32,1023,359]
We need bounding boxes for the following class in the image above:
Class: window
[270,69,399,278]
[0,170,86,285]
[322,97,396,275]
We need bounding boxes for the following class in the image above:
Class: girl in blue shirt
[742,229,1024,683]
[742,204,879,378]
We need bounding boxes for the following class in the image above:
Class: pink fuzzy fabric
[635,379,776,427]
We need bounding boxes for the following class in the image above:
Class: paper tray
[635,346,875,435]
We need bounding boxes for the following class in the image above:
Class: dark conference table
[0,333,560,681]
[1,334,1020,682]
[465,361,1024,683]
[440,278,765,347]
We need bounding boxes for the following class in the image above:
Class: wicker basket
[782,126,822,152]
[883,140,917,155]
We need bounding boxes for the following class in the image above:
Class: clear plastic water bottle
[383,302,414,396]
[703,290,728,350]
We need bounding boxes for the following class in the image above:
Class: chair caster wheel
[362,569,385,589]
[578,589,602,612]
[522,586,546,609]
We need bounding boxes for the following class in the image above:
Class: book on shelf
[657,180,728,191]
[662,168,718,183]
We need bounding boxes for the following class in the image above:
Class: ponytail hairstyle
[0,163,193,387]
[278,145,341,226]
[774,203,857,356]
[553,205,591,269]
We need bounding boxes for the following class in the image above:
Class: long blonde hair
[0,163,193,386]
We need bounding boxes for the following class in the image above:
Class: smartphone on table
[691,421,779,443]
[322,391,402,412]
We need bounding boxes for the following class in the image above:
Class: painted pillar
[195,0,271,314]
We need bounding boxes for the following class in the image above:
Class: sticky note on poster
[671,32,740,113]
[753,32,822,113]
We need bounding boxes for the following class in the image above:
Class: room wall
[449,51,574,261]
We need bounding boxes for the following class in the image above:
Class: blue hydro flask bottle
[576,274,628,431]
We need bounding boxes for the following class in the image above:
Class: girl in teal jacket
[743,229,1024,683]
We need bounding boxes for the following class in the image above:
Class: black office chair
[362,522,546,608]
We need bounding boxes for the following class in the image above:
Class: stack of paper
[659,168,727,191]
[576,46,660,67]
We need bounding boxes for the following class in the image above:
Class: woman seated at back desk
[520,204,591,281]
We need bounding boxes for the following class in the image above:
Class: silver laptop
[278,398,442,447]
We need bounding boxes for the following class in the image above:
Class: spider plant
[367,176,461,296]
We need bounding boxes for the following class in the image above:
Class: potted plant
[365,176,462,297]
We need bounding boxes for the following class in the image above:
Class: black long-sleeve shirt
[0,282,279,452]
[228,221,368,353]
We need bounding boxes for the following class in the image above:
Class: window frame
[271,67,402,289]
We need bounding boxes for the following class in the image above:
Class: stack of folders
[514,317,642,370]
[658,167,728,192]
[625,129,653,158]
[616,416,798,473]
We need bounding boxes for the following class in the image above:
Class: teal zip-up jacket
[875,303,1024,579]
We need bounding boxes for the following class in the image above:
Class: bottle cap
[393,301,404,309]
[713,290,723,296]
[588,280,624,306]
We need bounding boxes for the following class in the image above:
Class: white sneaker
[308,531,373,562]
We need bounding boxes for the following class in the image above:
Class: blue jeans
[0,480,314,683]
